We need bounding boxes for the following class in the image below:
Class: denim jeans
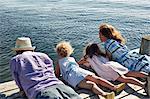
[36,84,81,99]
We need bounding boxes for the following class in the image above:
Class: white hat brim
[12,46,36,51]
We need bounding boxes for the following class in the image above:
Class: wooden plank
[0,80,19,95]
[76,89,101,99]
[0,81,21,99]
[0,80,99,99]
[139,35,150,55]
[116,84,147,99]
[0,80,149,99]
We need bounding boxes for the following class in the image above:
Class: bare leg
[116,75,145,87]
[85,75,125,91]
[78,80,106,97]
[125,71,148,78]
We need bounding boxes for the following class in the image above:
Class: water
[0,0,150,83]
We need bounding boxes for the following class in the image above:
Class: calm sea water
[0,0,150,83]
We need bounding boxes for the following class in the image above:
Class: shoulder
[69,57,75,60]
[62,57,75,61]
[60,57,74,62]
[87,55,98,62]
[10,54,22,61]
[33,52,50,58]
[36,52,53,62]
[105,39,118,45]
[105,39,122,48]
[32,52,47,56]
[11,55,17,61]
[10,56,17,64]
[10,55,21,70]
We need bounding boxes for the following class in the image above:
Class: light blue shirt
[10,51,63,99]
[59,57,92,88]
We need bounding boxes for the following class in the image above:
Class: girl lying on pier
[55,41,126,99]
[78,43,148,89]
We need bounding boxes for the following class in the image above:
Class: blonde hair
[56,41,74,57]
[99,23,125,44]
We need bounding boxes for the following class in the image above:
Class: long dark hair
[84,43,106,58]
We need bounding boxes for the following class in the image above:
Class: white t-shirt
[86,55,129,81]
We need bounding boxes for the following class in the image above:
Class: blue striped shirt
[104,39,150,73]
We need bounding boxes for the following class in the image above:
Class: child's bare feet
[103,92,115,99]
[114,83,126,93]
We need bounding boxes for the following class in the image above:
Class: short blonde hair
[56,41,74,57]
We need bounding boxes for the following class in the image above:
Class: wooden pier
[0,64,149,99]
[0,80,149,99]
[0,63,149,99]
[1,35,150,99]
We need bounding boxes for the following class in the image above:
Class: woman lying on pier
[55,41,126,99]
[98,23,150,74]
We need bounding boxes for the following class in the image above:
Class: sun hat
[12,37,36,51]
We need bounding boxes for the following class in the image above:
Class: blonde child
[78,43,148,88]
[55,41,126,99]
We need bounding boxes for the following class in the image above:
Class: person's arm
[77,57,89,65]
[19,90,26,97]
[55,61,61,78]
[44,54,61,78]
[77,57,91,68]
[10,58,26,97]
[106,50,112,60]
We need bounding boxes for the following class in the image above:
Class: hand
[19,90,27,97]
[78,58,89,65]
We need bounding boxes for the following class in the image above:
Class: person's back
[99,23,150,73]
[58,56,93,88]
[10,51,63,99]
[10,37,81,99]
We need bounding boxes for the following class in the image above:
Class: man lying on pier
[10,37,81,99]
